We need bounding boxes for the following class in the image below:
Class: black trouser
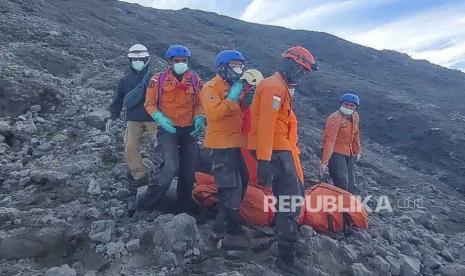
[328,152,355,193]
[211,148,248,235]
[146,126,198,210]
[266,151,304,249]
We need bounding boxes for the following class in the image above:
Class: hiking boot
[135,175,148,187]
[222,232,250,250]
[135,186,158,211]
[276,242,310,275]
[128,175,148,195]
[126,171,135,181]
[212,210,225,236]
[276,258,309,276]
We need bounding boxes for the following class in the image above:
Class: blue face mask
[131,60,145,72]
[173,62,189,75]
[340,106,354,116]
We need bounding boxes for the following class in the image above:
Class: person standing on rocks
[320,93,361,193]
[248,46,318,274]
[201,50,250,249]
[138,45,204,212]
[109,44,156,187]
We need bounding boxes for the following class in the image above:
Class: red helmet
[282,46,318,71]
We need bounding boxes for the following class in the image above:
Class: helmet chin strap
[278,59,302,86]
[218,64,242,84]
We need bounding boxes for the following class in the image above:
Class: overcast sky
[122,0,465,72]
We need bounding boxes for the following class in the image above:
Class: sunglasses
[228,61,245,68]
[172,58,188,63]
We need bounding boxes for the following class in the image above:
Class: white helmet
[128,44,149,59]
[240,69,264,86]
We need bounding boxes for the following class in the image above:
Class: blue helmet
[165,45,191,59]
[340,93,360,106]
[215,50,246,68]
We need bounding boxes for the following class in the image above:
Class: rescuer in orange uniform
[248,46,318,274]
[201,50,250,249]
[320,93,361,193]
[137,45,204,212]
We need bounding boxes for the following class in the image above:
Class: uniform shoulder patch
[208,95,217,102]
[148,78,156,88]
[272,95,282,110]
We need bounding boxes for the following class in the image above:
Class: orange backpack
[301,183,368,233]
[239,184,275,226]
[192,172,218,208]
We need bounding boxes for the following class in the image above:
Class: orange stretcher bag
[301,182,368,233]
[239,184,275,226]
[192,172,218,208]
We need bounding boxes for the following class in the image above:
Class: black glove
[257,160,273,187]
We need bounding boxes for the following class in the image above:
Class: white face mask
[231,67,243,75]
[173,62,189,75]
[288,88,295,97]
[340,106,355,116]
[131,60,145,72]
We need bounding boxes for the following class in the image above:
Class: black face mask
[278,58,306,85]
[218,64,242,84]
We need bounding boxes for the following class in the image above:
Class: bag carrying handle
[318,170,333,184]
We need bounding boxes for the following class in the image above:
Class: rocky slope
[1,0,465,275]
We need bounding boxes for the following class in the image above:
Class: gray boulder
[125,239,140,252]
[30,105,42,113]
[12,119,37,138]
[105,241,125,256]
[438,264,465,276]
[441,249,455,262]
[30,170,70,186]
[348,263,373,276]
[399,255,421,276]
[84,208,101,219]
[408,210,434,230]
[386,255,401,276]
[153,213,198,252]
[45,264,76,276]
[0,121,11,136]
[0,227,76,259]
[428,236,446,250]
[59,163,83,175]
[369,255,390,273]
[92,135,111,147]
[159,251,177,269]
[422,254,441,270]
[89,220,114,243]
[0,207,20,225]
[87,180,102,195]
[299,225,316,237]
[84,110,110,130]
[52,133,68,142]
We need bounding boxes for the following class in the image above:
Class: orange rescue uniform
[144,70,202,127]
[248,73,294,161]
[321,111,361,165]
[289,111,304,183]
[200,75,244,149]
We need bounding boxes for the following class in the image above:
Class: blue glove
[190,115,206,138]
[257,160,273,188]
[226,81,243,102]
[152,111,176,133]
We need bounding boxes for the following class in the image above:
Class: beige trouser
[124,121,158,180]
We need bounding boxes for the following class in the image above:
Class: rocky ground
[1,0,465,275]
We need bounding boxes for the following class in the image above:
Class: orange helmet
[282,46,318,71]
